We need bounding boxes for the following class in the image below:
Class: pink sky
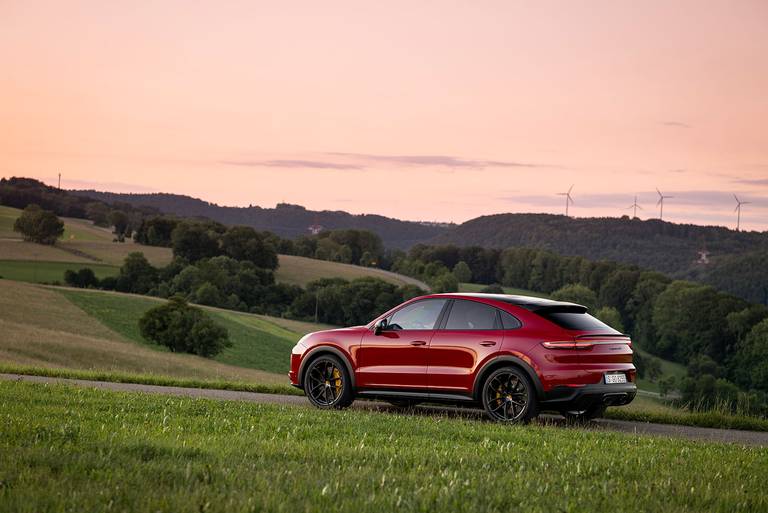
[1,1,767,230]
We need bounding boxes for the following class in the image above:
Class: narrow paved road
[4,373,767,447]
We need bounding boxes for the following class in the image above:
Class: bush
[452,261,472,283]
[63,268,100,288]
[480,284,505,294]
[138,296,230,357]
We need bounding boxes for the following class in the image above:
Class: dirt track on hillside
[4,373,767,447]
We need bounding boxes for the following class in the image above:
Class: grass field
[1,380,766,513]
[459,282,551,298]
[0,259,119,283]
[276,254,428,289]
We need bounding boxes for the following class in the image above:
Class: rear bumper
[540,383,636,411]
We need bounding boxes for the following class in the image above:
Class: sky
[1,0,767,231]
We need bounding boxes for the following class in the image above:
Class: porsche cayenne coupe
[289,293,636,422]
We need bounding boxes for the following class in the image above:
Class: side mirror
[374,318,388,336]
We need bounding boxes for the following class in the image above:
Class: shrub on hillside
[551,283,598,311]
[138,296,230,357]
[480,284,504,294]
[63,268,100,288]
[13,204,64,244]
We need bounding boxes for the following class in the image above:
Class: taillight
[541,341,594,350]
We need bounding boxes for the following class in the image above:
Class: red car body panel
[289,293,636,409]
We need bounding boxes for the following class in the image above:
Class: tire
[561,404,606,424]
[385,399,422,409]
[481,366,538,423]
[303,355,354,409]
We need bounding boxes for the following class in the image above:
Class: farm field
[0,259,119,283]
[276,253,428,289]
[1,380,766,513]
[0,280,312,382]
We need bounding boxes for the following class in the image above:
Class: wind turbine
[557,185,574,217]
[626,195,642,219]
[734,194,751,231]
[656,188,673,221]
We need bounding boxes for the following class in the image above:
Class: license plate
[604,373,627,384]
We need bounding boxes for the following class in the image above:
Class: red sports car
[289,293,636,422]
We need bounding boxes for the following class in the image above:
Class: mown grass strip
[3,364,768,432]
[0,364,303,396]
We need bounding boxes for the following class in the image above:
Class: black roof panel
[434,293,585,311]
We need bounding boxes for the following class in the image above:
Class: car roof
[429,292,585,312]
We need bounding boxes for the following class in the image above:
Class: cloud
[661,121,691,128]
[220,159,362,170]
[328,152,552,169]
[732,178,768,186]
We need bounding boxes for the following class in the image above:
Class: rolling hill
[0,280,328,381]
[432,213,768,303]
[71,190,449,248]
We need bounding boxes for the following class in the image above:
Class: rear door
[357,299,448,390]
[427,299,504,395]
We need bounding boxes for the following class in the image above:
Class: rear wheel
[303,355,354,409]
[481,367,538,423]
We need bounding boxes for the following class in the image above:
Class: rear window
[537,311,619,332]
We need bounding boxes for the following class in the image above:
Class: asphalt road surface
[4,373,767,447]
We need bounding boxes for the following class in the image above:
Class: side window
[499,310,522,330]
[444,300,498,330]
[388,299,447,330]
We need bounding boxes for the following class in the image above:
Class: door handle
[410,341,427,346]
[480,341,497,347]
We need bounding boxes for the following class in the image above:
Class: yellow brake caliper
[333,367,342,395]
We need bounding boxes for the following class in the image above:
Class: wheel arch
[298,345,356,389]
[472,355,544,401]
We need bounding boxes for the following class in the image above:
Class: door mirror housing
[374,318,389,336]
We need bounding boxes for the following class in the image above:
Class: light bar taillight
[541,338,632,350]
[541,341,594,350]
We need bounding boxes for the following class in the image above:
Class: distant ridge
[70,190,450,249]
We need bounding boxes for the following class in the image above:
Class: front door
[357,299,448,390]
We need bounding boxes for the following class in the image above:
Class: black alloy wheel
[481,367,538,423]
[304,355,354,409]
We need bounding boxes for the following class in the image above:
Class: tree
[594,306,624,332]
[194,282,223,307]
[116,252,158,294]
[85,202,110,227]
[551,284,598,311]
[139,296,230,357]
[221,226,278,269]
[13,204,64,244]
[108,210,131,240]
[452,261,472,283]
[729,318,768,392]
[171,222,221,262]
[63,268,99,288]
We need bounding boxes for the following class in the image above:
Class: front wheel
[481,367,538,423]
[303,355,354,409]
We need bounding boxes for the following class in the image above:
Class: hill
[432,213,768,303]
[0,206,426,288]
[70,190,449,248]
[0,281,329,381]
